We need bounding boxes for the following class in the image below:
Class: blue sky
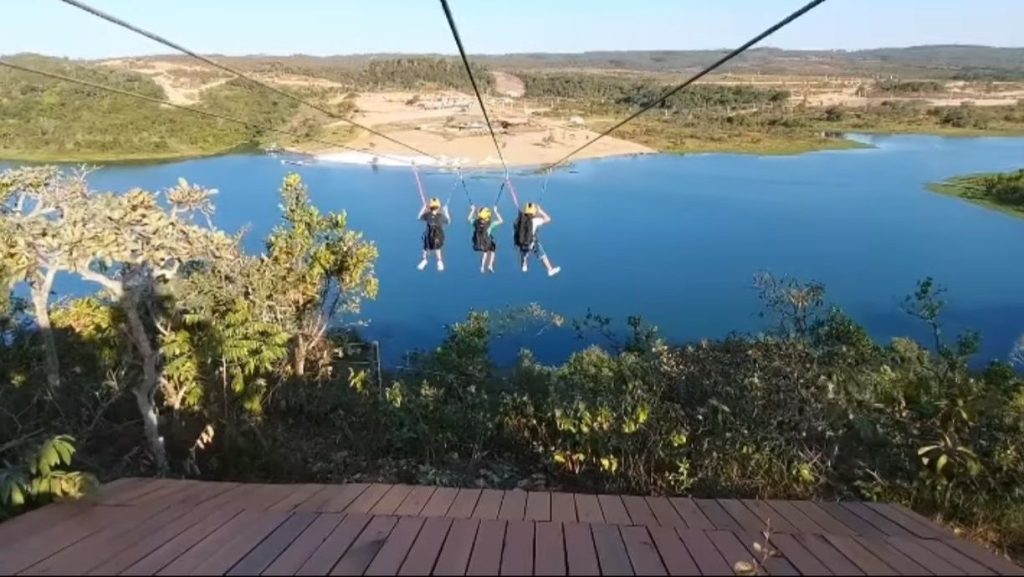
[3,0,1022,58]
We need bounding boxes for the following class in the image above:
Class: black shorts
[423,229,445,251]
[519,242,543,259]
[474,237,497,252]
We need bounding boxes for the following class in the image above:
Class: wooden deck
[0,478,1020,575]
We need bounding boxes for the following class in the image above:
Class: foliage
[875,79,946,94]
[930,168,1024,217]
[0,56,299,161]
[0,435,95,520]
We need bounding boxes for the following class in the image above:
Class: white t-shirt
[530,217,546,233]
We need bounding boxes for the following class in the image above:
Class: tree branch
[78,267,124,298]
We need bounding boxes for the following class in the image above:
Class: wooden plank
[766,500,824,533]
[268,484,327,512]
[501,519,534,576]
[22,501,190,575]
[119,505,243,575]
[670,498,714,530]
[421,487,460,518]
[399,517,453,576]
[160,510,291,575]
[434,518,479,576]
[296,513,372,575]
[770,533,833,575]
[563,523,601,577]
[597,495,631,525]
[263,513,345,576]
[892,503,959,539]
[694,499,743,531]
[735,530,801,576]
[822,534,899,575]
[574,494,604,524]
[0,501,93,549]
[620,526,666,575]
[227,511,317,575]
[177,481,240,507]
[467,519,506,576]
[100,477,168,505]
[842,502,913,537]
[129,479,198,507]
[551,493,577,523]
[817,501,889,537]
[498,490,528,521]
[884,536,964,575]
[647,525,701,576]
[330,515,399,575]
[294,483,354,513]
[344,484,392,514]
[371,485,415,515]
[675,529,732,575]
[853,536,932,576]
[621,496,658,526]
[940,536,1024,576]
[592,524,634,575]
[742,500,798,533]
[0,505,128,575]
[717,499,766,531]
[795,533,864,575]
[473,489,505,520]
[791,501,859,536]
[447,488,482,519]
[916,538,998,575]
[239,484,295,511]
[525,491,552,522]
[394,485,437,517]
[365,516,426,576]
[707,530,758,575]
[535,522,567,576]
[644,497,686,528]
[866,503,949,539]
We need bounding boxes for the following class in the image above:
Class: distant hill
[107,46,1024,79]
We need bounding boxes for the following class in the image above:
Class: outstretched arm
[468,204,477,222]
[494,207,504,225]
[417,204,427,219]
[444,205,452,223]
[537,206,552,224]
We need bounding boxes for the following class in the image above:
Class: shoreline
[5,129,1024,166]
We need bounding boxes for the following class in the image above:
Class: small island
[929,168,1024,218]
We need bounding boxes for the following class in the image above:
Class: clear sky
[3,0,1022,58]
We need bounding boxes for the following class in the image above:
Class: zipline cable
[540,0,829,172]
[57,0,446,164]
[438,0,510,181]
[0,59,424,167]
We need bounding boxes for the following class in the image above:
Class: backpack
[513,212,534,249]
[472,218,490,251]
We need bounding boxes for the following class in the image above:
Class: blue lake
[5,134,1024,366]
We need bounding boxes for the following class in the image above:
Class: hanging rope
[412,164,428,206]
[438,0,510,178]
[58,0,445,164]
[446,167,473,206]
[538,170,552,205]
[539,0,828,172]
[505,177,522,209]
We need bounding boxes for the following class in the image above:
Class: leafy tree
[0,435,95,520]
[256,174,379,377]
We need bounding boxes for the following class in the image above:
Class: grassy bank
[929,169,1024,218]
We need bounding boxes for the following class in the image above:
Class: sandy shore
[314,127,655,168]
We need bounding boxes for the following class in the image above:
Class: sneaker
[437,261,445,272]
[417,259,428,271]
[488,266,495,274]
[548,266,561,277]
[521,262,528,273]
[480,267,486,274]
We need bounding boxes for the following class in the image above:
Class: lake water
[5,134,1024,366]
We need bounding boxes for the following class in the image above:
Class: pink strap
[412,164,427,205]
[506,177,521,208]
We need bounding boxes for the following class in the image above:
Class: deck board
[1,477,1015,576]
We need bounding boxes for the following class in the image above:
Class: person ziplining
[417,197,450,272]
[514,203,560,277]
[469,204,503,273]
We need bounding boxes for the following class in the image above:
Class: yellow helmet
[524,203,538,216]
[428,197,441,209]
[478,207,492,220]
